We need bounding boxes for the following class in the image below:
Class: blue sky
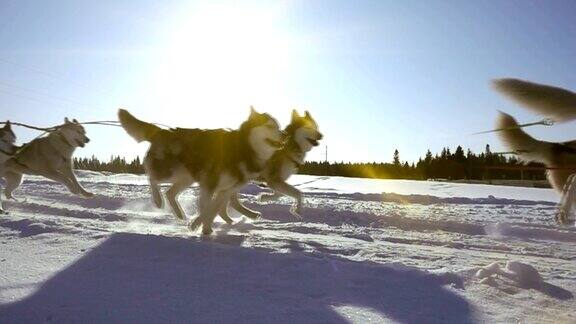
[1,0,576,163]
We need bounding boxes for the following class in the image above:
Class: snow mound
[472,260,572,301]
[475,261,543,288]
[505,261,543,288]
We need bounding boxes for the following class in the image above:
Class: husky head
[58,117,90,148]
[287,110,323,152]
[0,121,17,154]
[243,107,284,160]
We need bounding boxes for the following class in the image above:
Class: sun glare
[147,3,293,127]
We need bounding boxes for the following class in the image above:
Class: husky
[118,107,284,234]
[2,118,93,203]
[0,121,17,214]
[224,110,323,220]
[494,78,576,225]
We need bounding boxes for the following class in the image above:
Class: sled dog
[118,107,284,234]
[494,78,576,225]
[227,110,322,219]
[0,121,17,214]
[3,118,93,204]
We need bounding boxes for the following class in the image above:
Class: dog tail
[118,109,161,143]
[492,78,576,122]
[496,111,553,164]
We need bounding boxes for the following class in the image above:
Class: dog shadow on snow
[0,233,476,324]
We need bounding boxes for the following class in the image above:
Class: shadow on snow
[0,233,475,323]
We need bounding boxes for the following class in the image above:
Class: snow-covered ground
[1,171,575,323]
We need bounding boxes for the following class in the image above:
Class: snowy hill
[1,173,575,323]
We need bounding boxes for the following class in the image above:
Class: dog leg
[557,173,576,225]
[4,171,23,201]
[219,202,234,224]
[200,190,234,235]
[62,164,94,197]
[268,181,303,218]
[39,170,80,195]
[166,179,193,220]
[150,180,163,209]
[189,187,214,232]
[230,193,261,219]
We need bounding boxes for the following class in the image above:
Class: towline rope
[472,118,555,135]
[0,120,171,131]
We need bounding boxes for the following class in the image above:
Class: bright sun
[147,3,293,128]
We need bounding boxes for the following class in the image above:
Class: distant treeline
[74,156,144,174]
[300,145,546,180]
[73,145,546,180]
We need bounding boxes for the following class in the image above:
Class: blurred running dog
[3,118,92,204]
[494,78,576,224]
[224,110,322,221]
[0,121,17,214]
[118,107,284,234]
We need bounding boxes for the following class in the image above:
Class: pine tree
[424,150,433,164]
[393,149,400,166]
[454,146,466,163]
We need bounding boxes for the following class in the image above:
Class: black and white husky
[494,78,576,225]
[0,121,17,214]
[2,118,93,204]
[118,107,284,234]
[226,110,323,220]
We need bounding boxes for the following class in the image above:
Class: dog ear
[3,120,11,130]
[291,109,300,122]
[249,106,258,119]
[304,110,311,118]
[64,117,70,124]
[73,118,79,124]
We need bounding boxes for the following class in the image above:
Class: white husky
[3,118,93,205]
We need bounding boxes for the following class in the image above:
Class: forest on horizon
[73,144,546,181]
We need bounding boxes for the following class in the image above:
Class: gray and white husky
[118,107,284,235]
[0,121,17,214]
[494,78,576,225]
[225,110,323,220]
[2,118,92,204]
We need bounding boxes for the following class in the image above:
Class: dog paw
[244,211,261,220]
[556,210,573,225]
[82,191,95,198]
[202,226,213,235]
[0,209,7,215]
[153,198,163,209]
[289,205,303,219]
[555,211,564,224]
